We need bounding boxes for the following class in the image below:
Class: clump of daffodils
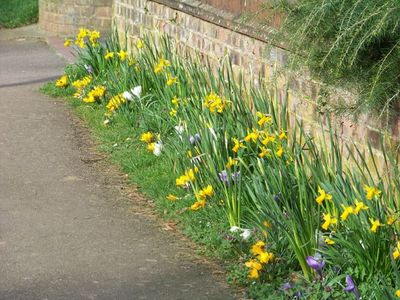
[245,240,274,279]
[83,85,106,103]
[72,76,92,98]
[71,27,101,49]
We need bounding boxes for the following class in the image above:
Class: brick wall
[113,0,399,156]
[39,0,113,36]
[37,0,399,157]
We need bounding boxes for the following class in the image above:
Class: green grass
[0,0,38,28]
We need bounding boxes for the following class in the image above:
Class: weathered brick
[39,0,112,35]
[39,0,397,152]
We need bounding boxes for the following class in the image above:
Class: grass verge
[0,0,38,28]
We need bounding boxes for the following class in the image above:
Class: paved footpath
[0,26,234,300]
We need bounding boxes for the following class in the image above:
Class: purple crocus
[306,255,325,271]
[189,133,201,145]
[273,192,282,202]
[306,255,325,279]
[231,171,241,182]
[85,64,93,74]
[281,282,292,291]
[344,275,361,300]
[218,170,229,185]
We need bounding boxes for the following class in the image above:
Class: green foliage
[278,0,400,117]
[0,0,38,28]
[47,26,400,298]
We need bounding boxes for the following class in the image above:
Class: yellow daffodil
[202,185,213,197]
[226,156,238,168]
[154,58,171,74]
[171,96,180,107]
[325,237,335,245]
[315,186,332,205]
[166,194,178,201]
[74,27,89,48]
[77,27,90,39]
[106,94,125,111]
[258,146,272,158]
[322,213,337,230]
[196,185,214,200]
[89,30,100,46]
[140,132,154,143]
[83,86,106,103]
[55,75,68,88]
[276,146,284,158]
[169,109,177,117]
[118,50,128,61]
[369,218,383,233]
[340,205,354,221]
[190,199,206,211]
[263,220,272,228]
[279,130,287,140]
[247,268,260,279]
[63,39,72,47]
[82,94,95,103]
[136,38,143,49]
[364,185,381,200]
[261,133,276,146]
[232,138,245,153]
[392,241,400,260]
[76,38,85,48]
[185,168,196,181]
[147,143,155,152]
[250,241,266,256]
[353,199,368,214]
[395,290,400,298]
[72,76,92,90]
[387,215,395,225]
[258,251,274,264]
[203,91,227,113]
[175,175,190,187]
[245,259,263,271]
[91,85,106,98]
[244,128,260,143]
[166,73,178,86]
[256,112,272,127]
[104,51,114,59]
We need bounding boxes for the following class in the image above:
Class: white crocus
[174,125,185,135]
[131,85,142,98]
[122,91,133,101]
[153,141,163,156]
[240,229,252,241]
[229,226,241,233]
